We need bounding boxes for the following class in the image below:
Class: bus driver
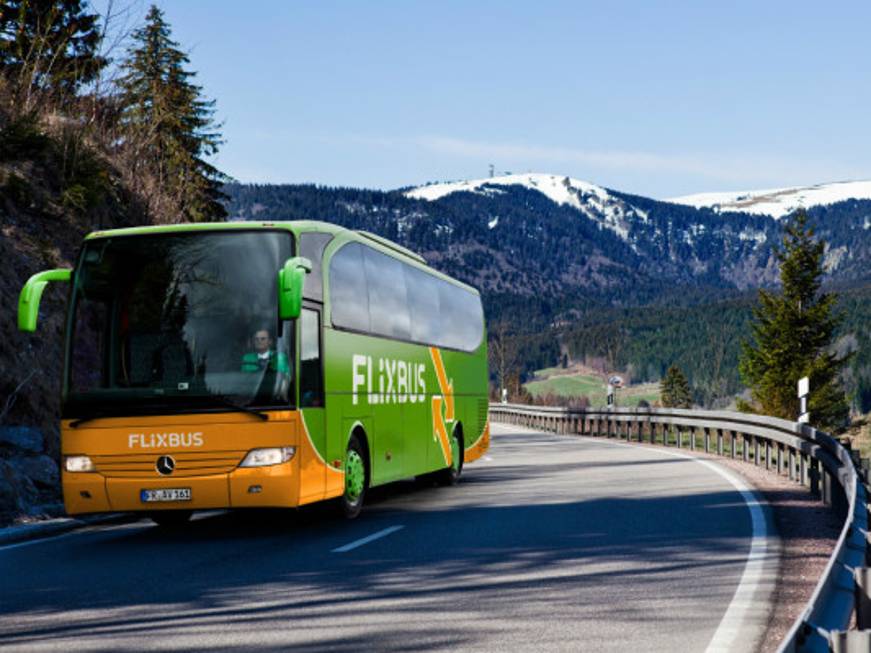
[241,328,289,374]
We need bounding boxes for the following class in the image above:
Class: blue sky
[131,1,871,197]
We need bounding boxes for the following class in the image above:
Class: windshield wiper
[212,397,269,421]
[69,412,111,428]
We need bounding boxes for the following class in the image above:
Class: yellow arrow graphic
[429,347,454,421]
[431,396,452,467]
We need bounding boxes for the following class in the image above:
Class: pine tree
[739,211,851,431]
[660,365,692,408]
[118,5,226,222]
[0,0,105,103]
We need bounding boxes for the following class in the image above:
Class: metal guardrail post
[810,458,821,497]
[831,631,871,653]
[717,429,724,456]
[704,427,711,452]
[854,568,871,630]
[730,430,737,459]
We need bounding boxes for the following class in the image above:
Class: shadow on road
[0,441,838,651]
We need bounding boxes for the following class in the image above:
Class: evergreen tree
[660,365,692,408]
[118,5,226,222]
[739,211,851,431]
[0,0,105,102]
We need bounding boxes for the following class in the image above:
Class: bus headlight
[64,455,96,473]
[239,447,296,468]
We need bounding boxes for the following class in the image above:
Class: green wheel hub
[450,434,461,472]
[345,449,365,501]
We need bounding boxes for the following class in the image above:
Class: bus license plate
[140,488,192,503]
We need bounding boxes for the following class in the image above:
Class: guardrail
[489,403,870,653]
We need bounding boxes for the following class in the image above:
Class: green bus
[18,221,490,523]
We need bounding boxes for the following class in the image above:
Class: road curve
[0,424,778,652]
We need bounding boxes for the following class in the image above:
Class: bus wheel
[341,435,367,519]
[149,510,192,528]
[437,430,463,486]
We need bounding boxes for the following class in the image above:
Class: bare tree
[488,320,521,398]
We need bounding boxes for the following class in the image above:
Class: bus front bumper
[63,462,300,515]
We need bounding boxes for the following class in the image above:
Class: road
[0,424,778,652]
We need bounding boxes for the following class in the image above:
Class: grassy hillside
[524,367,661,407]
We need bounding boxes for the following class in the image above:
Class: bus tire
[340,433,367,519]
[149,510,192,528]
[436,428,463,486]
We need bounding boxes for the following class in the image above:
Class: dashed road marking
[332,525,404,553]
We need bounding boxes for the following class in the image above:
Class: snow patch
[406,172,641,243]
[667,180,871,219]
[738,228,767,244]
[824,245,848,272]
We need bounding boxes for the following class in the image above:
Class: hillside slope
[0,114,145,523]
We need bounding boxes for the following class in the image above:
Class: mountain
[223,174,871,324]
[668,180,871,219]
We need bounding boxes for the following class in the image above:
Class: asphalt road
[0,424,778,652]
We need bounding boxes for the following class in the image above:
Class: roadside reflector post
[798,376,810,424]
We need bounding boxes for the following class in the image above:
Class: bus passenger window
[300,309,323,407]
[330,243,370,332]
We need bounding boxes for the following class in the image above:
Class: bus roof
[84,220,347,240]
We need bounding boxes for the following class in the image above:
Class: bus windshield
[64,230,295,419]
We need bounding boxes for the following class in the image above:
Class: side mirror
[278,257,312,320]
[18,268,72,332]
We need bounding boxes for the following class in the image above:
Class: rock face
[11,455,59,488]
[0,426,60,525]
[0,426,43,454]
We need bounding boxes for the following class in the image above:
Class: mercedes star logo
[156,455,176,476]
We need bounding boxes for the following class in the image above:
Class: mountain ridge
[223,174,871,321]
[667,179,871,219]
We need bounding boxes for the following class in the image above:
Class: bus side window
[330,242,370,331]
[300,308,323,408]
[299,232,332,301]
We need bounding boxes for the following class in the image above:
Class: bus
[18,221,490,524]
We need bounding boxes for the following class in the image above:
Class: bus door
[298,304,328,502]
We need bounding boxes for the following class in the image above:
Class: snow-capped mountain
[224,173,871,316]
[406,173,647,242]
[667,180,871,219]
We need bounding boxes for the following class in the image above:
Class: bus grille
[91,450,247,478]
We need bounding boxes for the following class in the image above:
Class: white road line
[699,460,769,653]
[0,530,78,553]
[332,525,404,553]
